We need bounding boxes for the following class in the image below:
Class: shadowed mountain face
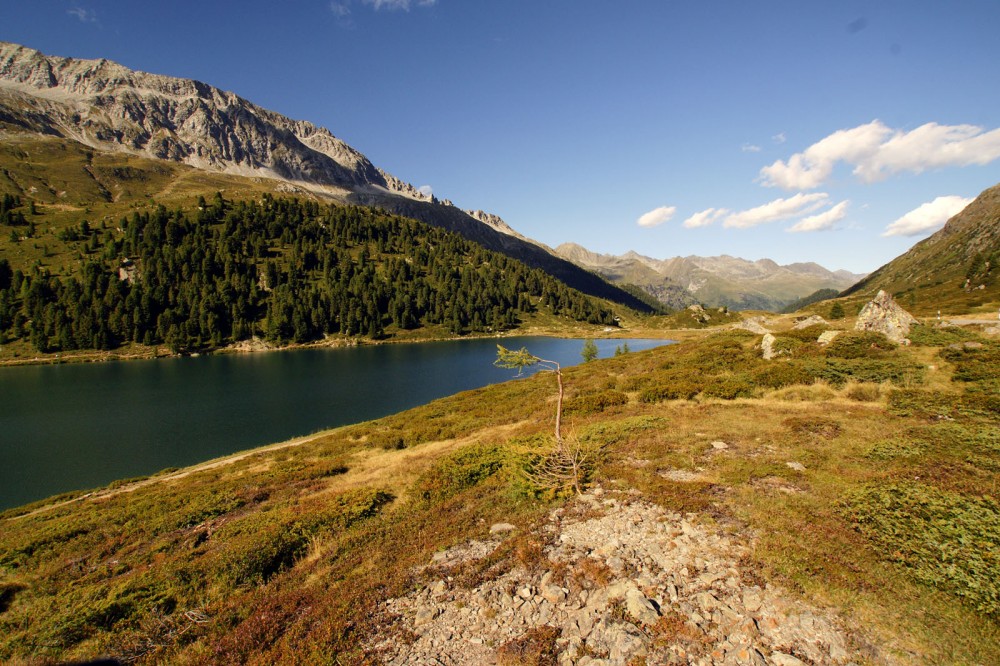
[841,183,1000,315]
[0,41,652,312]
[555,242,865,312]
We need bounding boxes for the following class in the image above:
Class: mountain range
[1,41,996,320]
[554,243,866,311]
[0,41,651,313]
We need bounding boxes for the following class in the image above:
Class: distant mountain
[0,41,651,312]
[841,182,1000,315]
[555,243,865,312]
[779,289,840,314]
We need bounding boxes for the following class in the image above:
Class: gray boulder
[855,290,919,343]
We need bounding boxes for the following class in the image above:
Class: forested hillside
[0,195,617,353]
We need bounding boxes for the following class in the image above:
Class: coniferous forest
[0,194,617,353]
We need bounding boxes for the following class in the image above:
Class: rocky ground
[370,488,874,665]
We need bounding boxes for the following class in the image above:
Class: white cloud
[760,120,1000,190]
[787,200,849,233]
[772,132,786,144]
[759,121,889,189]
[329,1,351,17]
[723,193,829,229]
[741,144,761,153]
[882,195,973,237]
[68,6,97,22]
[683,208,728,229]
[637,205,677,228]
[417,184,434,198]
[363,0,436,10]
[856,123,1000,182]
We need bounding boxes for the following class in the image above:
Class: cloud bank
[637,205,676,228]
[723,193,829,229]
[787,200,849,233]
[683,208,729,229]
[760,120,1000,189]
[882,195,973,237]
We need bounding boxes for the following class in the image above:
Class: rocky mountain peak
[465,209,524,238]
[0,41,413,199]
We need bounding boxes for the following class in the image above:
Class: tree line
[0,194,617,352]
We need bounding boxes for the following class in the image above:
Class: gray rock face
[793,314,829,329]
[0,41,397,195]
[739,316,772,335]
[855,290,920,343]
[761,333,778,360]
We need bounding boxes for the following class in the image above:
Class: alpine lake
[0,337,670,510]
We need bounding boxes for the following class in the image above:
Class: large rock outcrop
[855,290,919,343]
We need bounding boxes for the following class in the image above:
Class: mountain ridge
[0,41,652,312]
[555,242,866,311]
[840,182,1000,315]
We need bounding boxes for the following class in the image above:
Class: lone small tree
[495,344,588,494]
[829,302,846,320]
[581,339,598,363]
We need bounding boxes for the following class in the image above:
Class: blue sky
[3,1,1000,273]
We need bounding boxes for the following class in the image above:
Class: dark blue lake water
[0,337,669,510]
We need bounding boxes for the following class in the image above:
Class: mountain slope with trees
[0,193,618,355]
[0,41,651,313]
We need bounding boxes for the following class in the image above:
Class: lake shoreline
[0,325,679,369]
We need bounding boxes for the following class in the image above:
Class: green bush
[566,390,629,414]
[841,482,1000,618]
[415,445,508,502]
[217,489,392,587]
[824,331,896,359]
[780,325,829,342]
[621,375,652,391]
[907,325,976,347]
[752,362,814,389]
[638,381,701,403]
[941,342,1000,383]
[579,416,664,446]
[177,491,246,529]
[702,374,756,399]
[804,358,922,387]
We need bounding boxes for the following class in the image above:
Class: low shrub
[217,488,392,587]
[866,438,926,460]
[565,390,628,414]
[783,416,842,439]
[638,381,701,403]
[907,325,977,347]
[176,491,246,529]
[701,374,756,400]
[804,358,923,388]
[780,324,829,342]
[840,482,1000,618]
[751,362,814,389]
[415,445,508,502]
[824,331,897,359]
[941,342,1000,383]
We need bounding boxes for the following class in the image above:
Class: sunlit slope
[841,183,1000,316]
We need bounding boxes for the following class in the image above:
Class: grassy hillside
[841,183,1000,317]
[1,324,997,664]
